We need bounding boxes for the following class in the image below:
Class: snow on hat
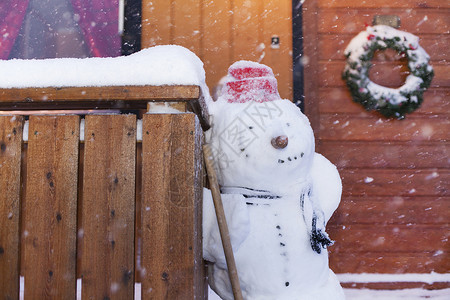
[223,60,280,103]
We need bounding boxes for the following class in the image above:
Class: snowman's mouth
[277,152,304,164]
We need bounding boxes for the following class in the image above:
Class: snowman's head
[207,61,315,195]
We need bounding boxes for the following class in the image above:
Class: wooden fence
[0,86,208,299]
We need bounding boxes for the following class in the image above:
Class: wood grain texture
[262,0,293,100]
[140,113,204,299]
[340,169,448,197]
[318,141,449,169]
[318,88,450,115]
[328,224,449,253]
[318,0,450,9]
[232,0,263,63]
[308,0,450,278]
[173,0,202,54]
[0,85,200,103]
[79,115,136,300]
[330,252,450,274]
[202,0,232,92]
[329,196,449,225]
[141,0,295,100]
[319,114,449,142]
[318,9,449,34]
[22,115,79,299]
[0,116,23,300]
[302,0,321,136]
[141,0,172,47]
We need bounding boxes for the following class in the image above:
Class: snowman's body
[203,61,345,299]
[205,190,344,299]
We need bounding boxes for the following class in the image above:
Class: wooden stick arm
[203,144,243,300]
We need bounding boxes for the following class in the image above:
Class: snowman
[203,61,345,300]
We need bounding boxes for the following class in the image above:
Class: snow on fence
[0,84,207,299]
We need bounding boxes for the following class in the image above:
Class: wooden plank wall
[0,113,205,299]
[79,115,137,299]
[141,0,293,100]
[141,114,203,299]
[303,0,449,285]
[0,116,23,299]
[23,116,80,299]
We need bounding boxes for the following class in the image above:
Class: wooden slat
[340,169,449,197]
[141,0,172,47]
[0,116,23,300]
[262,0,293,100]
[318,0,450,9]
[302,0,321,136]
[330,252,450,274]
[141,113,204,299]
[319,114,449,142]
[0,85,200,102]
[319,35,450,61]
[202,0,232,92]
[318,88,450,115]
[79,115,136,299]
[329,196,449,225]
[173,0,202,54]
[319,61,448,88]
[318,9,449,34]
[232,0,263,62]
[22,115,79,299]
[328,224,449,253]
[319,141,450,169]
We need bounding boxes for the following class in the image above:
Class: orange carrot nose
[271,135,288,149]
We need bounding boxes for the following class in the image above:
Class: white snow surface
[0,45,205,88]
[338,272,450,285]
[19,276,450,299]
[207,273,450,299]
[209,287,450,300]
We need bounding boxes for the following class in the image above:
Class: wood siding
[303,0,449,282]
[23,115,79,299]
[0,116,23,299]
[141,0,293,101]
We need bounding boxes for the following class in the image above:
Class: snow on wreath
[342,25,434,119]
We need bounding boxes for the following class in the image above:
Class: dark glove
[310,214,333,254]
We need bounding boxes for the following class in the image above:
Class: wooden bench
[0,85,208,299]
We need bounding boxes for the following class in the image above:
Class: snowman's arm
[310,153,342,224]
[203,188,250,267]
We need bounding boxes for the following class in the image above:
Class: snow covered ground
[17,276,450,299]
[341,288,450,300]
[208,287,450,300]
[205,272,450,299]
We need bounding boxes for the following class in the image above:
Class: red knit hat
[223,61,280,103]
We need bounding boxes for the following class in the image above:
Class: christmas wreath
[342,25,434,119]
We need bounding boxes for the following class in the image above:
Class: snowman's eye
[286,123,290,127]
[248,126,254,129]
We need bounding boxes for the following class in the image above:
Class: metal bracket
[373,15,401,28]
